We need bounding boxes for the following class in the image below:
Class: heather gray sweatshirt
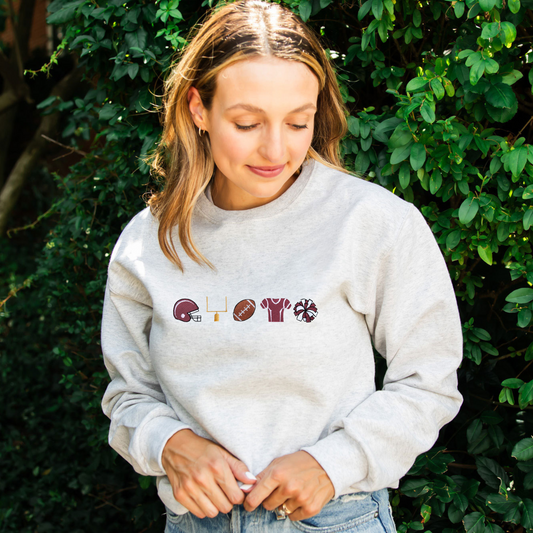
[100,157,463,515]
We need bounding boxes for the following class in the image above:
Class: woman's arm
[101,265,255,517]
[101,281,192,477]
[299,204,464,498]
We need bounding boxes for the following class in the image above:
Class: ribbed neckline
[196,158,316,222]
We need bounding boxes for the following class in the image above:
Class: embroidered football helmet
[173,299,202,322]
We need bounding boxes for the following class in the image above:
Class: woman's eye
[235,124,308,131]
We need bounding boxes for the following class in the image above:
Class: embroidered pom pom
[293,299,318,323]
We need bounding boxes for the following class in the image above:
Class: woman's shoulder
[109,206,158,264]
[311,160,414,223]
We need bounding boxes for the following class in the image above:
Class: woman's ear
[188,86,208,131]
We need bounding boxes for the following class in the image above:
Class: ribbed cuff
[141,416,192,475]
[301,429,368,499]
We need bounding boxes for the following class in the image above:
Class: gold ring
[275,503,293,520]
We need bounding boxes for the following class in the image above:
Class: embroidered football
[233,299,256,322]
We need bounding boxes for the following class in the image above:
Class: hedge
[0,0,532,531]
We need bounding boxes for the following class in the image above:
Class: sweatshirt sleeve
[300,204,464,498]
[100,263,192,477]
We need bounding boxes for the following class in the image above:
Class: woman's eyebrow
[225,103,317,113]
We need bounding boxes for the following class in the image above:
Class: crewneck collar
[196,158,316,223]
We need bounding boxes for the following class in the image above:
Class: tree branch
[0,50,32,112]
[0,66,84,236]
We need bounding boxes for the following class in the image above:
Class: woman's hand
[242,450,335,521]
[162,429,256,518]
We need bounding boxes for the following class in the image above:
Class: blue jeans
[164,487,397,533]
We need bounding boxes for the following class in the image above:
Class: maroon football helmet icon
[173,299,202,322]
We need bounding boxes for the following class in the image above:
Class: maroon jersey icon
[293,299,318,323]
[260,298,291,322]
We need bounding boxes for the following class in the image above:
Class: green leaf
[486,493,522,523]
[501,70,523,85]
[449,503,464,523]
[413,9,422,26]
[476,456,509,489]
[523,184,533,199]
[36,96,58,109]
[125,28,148,50]
[127,63,139,79]
[420,101,435,123]
[479,0,496,10]
[401,478,432,497]
[484,58,499,75]
[488,424,504,447]
[454,1,465,17]
[522,499,533,529]
[399,164,411,189]
[478,244,492,265]
[430,169,442,194]
[490,157,503,174]
[481,22,500,39]
[458,197,479,224]
[406,78,429,92]
[524,209,533,230]
[466,51,482,67]
[372,0,384,20]
[500,22,517,46]
[512,438,533,461]
[506,387,515,405]
[518,308,532,328]
[299,0,312,21]
[410,143,426,171]
[430,78,445,100]
[520,380,533,404]
[47,0,85,24]
[463,512,486,533]
[459,49,474,59]
[358,0,373,19]
[486,83,516,109]
[508,0,521,13]
[507,147,528,177]
[454,493,469,513]
[420,503,431,522]
[391,143,414,165]
[446,229,462,250]
[435,58,447,76]
[470,60,485,85]
[347,116,360,137]
[505,288,533,304]
[502,378,524,389]
[467,418,483,442]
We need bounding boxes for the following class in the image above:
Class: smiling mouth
[248,164,285,171]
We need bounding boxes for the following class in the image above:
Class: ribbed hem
[142,416,192,475]
[301,429,368,500]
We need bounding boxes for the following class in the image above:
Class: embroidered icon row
[173,297,318,323]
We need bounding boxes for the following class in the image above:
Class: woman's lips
[247,164,285,177]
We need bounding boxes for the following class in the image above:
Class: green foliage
[1,0,532,531]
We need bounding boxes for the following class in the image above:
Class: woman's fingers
[192,487,228,518]
[162,430,252,517]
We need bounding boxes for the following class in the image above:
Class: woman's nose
[260,126,286,162]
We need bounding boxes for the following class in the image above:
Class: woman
[100,1,464,532]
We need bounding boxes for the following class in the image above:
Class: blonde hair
[148,0,350,273]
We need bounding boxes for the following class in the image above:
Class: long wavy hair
[148,0,351,273]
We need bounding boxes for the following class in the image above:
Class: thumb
[223,452,257,488]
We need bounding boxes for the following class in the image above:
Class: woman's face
[188,56,319,210]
